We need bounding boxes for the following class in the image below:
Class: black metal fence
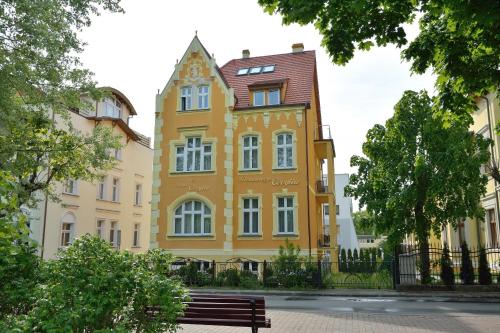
[396,243,500,286]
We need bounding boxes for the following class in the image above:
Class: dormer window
[268,89,280,105]
[181,87,192,111]
[102,97,121,118]
[253,91,265,106]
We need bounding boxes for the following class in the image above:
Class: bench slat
[190,297,265,304]
[190,294,265,301]
[186,308,266,315]
[183,312,266,321]
[186,302,256,309]
[178,317,270,328]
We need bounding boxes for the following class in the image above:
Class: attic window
[249,67,262,74]
[237,68,249,75]
[262,65,275,73]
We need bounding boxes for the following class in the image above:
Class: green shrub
[440,243,454,286]
[217,268,241,287]
[478,247,492,285]
[240,270,261,289]
[6,235,187,332]
[339,248,347,272]
[460,242,475,285]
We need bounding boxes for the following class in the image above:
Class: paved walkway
[180,309,500,333]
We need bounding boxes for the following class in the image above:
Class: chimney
[292,43,304,53]
[242,49,250,59]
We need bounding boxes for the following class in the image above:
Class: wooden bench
[148,293,271,333]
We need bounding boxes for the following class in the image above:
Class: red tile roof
[220,51,316,109]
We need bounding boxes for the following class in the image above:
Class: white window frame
[268,88,280,105]
[102,97,121,118]
[134,184,142,206]
[276,133,294,169]
[97,176,106,200]
[112,177,120,202]
[277,196,295,234]
[64,179,78,195]
[133,223,140,247]
[198,85,209,109]
[60,213,76,247]
[175,137,212,172]
[181,86,192,111]
[243,198,259,235]
[242,135,259,170]
[109,221,121,248]
[96,219,105,239]
[243,261,259,274]
[253,90,264,106]
[173,200,212,236]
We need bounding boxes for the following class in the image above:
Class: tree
[4,236,187,332]
[352,210,376,235]
[346,90,490,284]
[440,243,454,287]
[339,248,347,272]
[259,0,499,116]
[478,247,492,285]
[0,0,123,211]
[460,242,475,285]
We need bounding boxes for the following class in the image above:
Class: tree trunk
[415,205,431,285]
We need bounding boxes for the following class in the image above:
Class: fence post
[212,260,216,282]
[317,258,322,289]
[262,260,267,287]
[392,245,400,290]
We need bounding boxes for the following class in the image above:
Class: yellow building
[439,93,500,249]
[29,87,153,259]
[151,36,336,264]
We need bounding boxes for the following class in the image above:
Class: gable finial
[195,30,198,36]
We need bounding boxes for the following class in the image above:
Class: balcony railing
[316,175,329,193]
[314,125,332,140]
[318,234,331,248]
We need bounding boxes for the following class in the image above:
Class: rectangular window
[276,133,293,168]
[109,221,120,248]
[268,89,280,105]
[176,137,212,172]
[181,86,192,111]
[243,261,258,273]
[336,205,340,216]
[243,198,259,234]
[198,85,209,109]
[253,91,264,106]
[243,135,258,170]
[64,179,78,195]
[97,176,106,200]
[277,196,294,234]
[324,205,329,216]
[135,184,142,206]
[133,223,140,247]
[488,209,498,247]
[112,178,120,202]
[60,223,73,246]
[102,97,121,118]
[114,148,122,160]
[96,219,105,239]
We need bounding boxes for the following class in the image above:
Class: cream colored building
[29,87,153,259]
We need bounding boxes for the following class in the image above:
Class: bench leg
[252,326,258,333]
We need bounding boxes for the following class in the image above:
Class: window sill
[238,234,262,238]
[239,169,262,173]
[167,234,215,240]
[176,108,211,113]
[62,192,79,197]
[273,167,296,171]
[131,246,141,248]
[170,170,215,175]
[273,233,299,238]
[133,204,143,208]
[96,198,121,204]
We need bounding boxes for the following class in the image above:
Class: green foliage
[323,271,392,289]
[346,90,490,282]
[460,242,475,285]
[478,247,492,285]
[0,172,40,320]
[176,262,212,287]
[352,210,376,235]
[440,243,455,286]
[0,0,124,211]
[216,268,241,287]
[239,270,260,289]
[258,0,499,116]
[3,235,187,332]
[339,248,347,272]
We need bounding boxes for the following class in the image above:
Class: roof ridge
[220,50,315,69]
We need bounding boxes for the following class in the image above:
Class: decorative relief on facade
[263,112,270,128]
[240,176,300,186]
[296,110,303,127]
[176,183,210,192]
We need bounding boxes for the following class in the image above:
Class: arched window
[174,200,211,235]
[60,212,76,246]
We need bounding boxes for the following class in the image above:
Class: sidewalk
[191,287,500,302]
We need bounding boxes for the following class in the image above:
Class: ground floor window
[60,212,76,247]
[174,200,211,235]
[277,196,295,234]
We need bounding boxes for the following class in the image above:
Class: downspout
[481,95,500,246]
[304,103,312,257]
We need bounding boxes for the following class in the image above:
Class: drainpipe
[481,95,500,247]
[304,103,312,257]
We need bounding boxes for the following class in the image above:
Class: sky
[79,0,435,208]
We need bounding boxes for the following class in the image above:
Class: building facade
[151,37,336,263]
[331,174,358,250]
[436,93,500,249]
[29,87,153,259]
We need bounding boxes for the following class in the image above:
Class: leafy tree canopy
[352,210,376,235]
[346,90,490,245]
[0,0,124,209]
[259,0,499,115]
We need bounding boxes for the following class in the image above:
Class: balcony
[314,125,335,160]
[316,175,329,193]
[318,234,331,248]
